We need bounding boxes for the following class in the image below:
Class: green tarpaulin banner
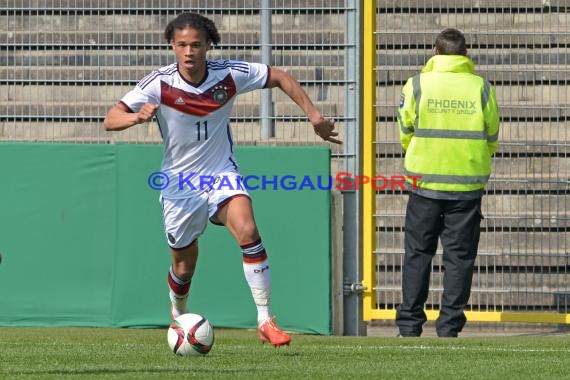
[0,143,332,334]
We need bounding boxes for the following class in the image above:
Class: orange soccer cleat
[257,317,291,347]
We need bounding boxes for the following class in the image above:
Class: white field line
[1,342,569,354]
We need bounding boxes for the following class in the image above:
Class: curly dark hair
[164,12,221,45]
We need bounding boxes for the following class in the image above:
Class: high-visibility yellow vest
[397,54,500,197]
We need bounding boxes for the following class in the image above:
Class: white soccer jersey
[120,60,269,199]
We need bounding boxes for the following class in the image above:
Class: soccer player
[103,12,340,346]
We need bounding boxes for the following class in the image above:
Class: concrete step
[379,65,570,85]
[6,29,569,50]
[375,215,569,230]
[5,3,565,34]
[0,120,346,148]
[376,156,570,179]
[0,121,158,142]
[0,101,339,122]
[378,48,570,66]
[379,0,568,9]
[0,49,345,68]
[377,231,569,255]
[376,289,568,309]
[366,169,570,191]
[1,30,345,48]
[377,194,570,218]
[2,118,566,150]
[7,47,569,68]
[6,64,567,86]
[367,172,570,192]
[5,0,564,13]
[376,122,570,145]
[5,83,570,123]
[4,0,346,12]
[378,5,569,32]
[1,9,347,36]
[375,32,570,49]
[0,81,345,101]
[375,271,568,292]
[375,251,569,268]
[0,66,345,84]
[7,81,569,109]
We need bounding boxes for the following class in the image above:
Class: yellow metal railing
[361,0,569,325]
[371,310,570,325]
[361,0,377,322]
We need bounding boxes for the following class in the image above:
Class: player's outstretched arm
[266,67,342,144]
[103,102,159,131]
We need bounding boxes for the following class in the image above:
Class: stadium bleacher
[1,1,568,317]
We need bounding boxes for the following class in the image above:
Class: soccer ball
[167,313,214,356]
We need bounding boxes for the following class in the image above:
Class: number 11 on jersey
[195,120,208,141]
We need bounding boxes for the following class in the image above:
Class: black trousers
[396,192,482,337]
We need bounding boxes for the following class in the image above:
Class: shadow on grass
[8,367,254,376]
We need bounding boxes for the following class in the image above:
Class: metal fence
[366,0,569,324]
[1,0,349,155]
[1,0,358,334]
[3,0,569,332]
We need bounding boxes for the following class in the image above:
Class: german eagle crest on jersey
[213,86,229,104]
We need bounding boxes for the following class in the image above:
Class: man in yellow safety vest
[395,28,500,337]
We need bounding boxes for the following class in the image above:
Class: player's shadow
[11,368,255,376]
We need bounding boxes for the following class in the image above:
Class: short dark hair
[164,12,221,45]
[435,28,467,55]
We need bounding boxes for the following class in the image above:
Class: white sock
[243,259,272,324]
[168,266,190,318]
[169,290,188,318]
[251,288,271,324]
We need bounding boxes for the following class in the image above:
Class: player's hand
[136,103,159,123]
[313,118,342,144]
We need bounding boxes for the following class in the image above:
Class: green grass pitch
[0,327,568,379]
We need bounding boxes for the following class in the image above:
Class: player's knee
[172,262,196,281]
[177,269,195,282]
[236,221,259,245]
